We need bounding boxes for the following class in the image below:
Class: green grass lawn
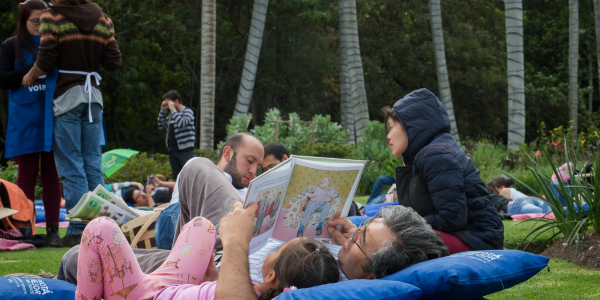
[0,227,70,276]
[1,202,599,299]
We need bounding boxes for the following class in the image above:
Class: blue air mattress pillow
[383,250,549,300]
[277,250,548,300]
[276,279,422,300]
[1,277,76,299]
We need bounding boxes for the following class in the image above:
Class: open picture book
[243,155,366,254]
[66,185,152,225]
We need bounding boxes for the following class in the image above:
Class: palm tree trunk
[588,40,594,117]
[429,0,460,145]
[338,0,355,144]
[504,0,526,150]
[569,0,579,140]
[342,0,369,142]
[593,0,600,115]
[200,0,216,149]
[233,0,269,117]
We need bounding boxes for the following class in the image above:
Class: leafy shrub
[194,148,219,163]
[0,164,18,183]
[109,152,172,183]
[299,142,354,159]
[216,113,253,152]
[218,108,349,158]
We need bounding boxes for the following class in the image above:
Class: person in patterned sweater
[22,0,121,247]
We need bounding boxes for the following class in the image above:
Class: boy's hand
[151,174,164,187]
[220,202,258,247]
[161,101,168,111]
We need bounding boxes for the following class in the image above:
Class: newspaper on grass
[243,155,366,254]
[66,184,152,225]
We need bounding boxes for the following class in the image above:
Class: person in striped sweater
[157,90,196,180]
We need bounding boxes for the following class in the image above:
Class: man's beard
[224,153,246,189]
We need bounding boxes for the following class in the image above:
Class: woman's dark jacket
[393,88,504,250]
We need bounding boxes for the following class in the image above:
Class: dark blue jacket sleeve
[418,149,468,232]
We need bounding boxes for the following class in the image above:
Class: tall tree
[504,0,526,150]
[341,0,369,142]
[233,0,269,117]
[594,0,600,114]
[200,0,216,148]
[429,0,460,144]
[569,0,579,139]
[338,0,355,143]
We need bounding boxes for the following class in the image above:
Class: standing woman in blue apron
[0,0,62,246]
[22,0,121,247]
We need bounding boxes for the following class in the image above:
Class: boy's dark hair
[258,238,339,300]
[486,176,515,194]
[123,187,139,205]
[162,90,181,102]
[218,133,253,161]
[264,142,289,161]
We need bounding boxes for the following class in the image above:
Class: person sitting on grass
[383,88,504,254]
[74,202,339,300]
[487,176,552,215]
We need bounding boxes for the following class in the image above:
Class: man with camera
[157,90,195,180]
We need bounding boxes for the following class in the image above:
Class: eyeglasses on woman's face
[28,18,40,26]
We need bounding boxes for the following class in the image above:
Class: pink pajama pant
[75,216,216,300]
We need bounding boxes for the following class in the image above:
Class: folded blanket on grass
[0,238,35,251]
[0,229,35,251]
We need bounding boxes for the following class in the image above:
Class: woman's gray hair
[363,205,449,278]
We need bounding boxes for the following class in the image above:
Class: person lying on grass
[75,202,339,300]
[487,176,552,215]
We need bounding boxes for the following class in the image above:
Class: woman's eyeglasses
[28,18,40,26]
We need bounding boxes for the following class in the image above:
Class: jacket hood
[392,88,451,165]
[51,3,102,33]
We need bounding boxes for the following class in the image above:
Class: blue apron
[4,37,54,158]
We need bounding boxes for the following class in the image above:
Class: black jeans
[168,148,194,180]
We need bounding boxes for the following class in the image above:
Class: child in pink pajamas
[75,216,340,300]
[75,216,216,300]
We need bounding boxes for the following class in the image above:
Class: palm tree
[504,0,526,150]
[429,0,460,144]
[569,0,579,139]
[341,0,369,142]
[200,0,216,149]
[338,0,355,143]
[593,0,600,114]
[233,0,269,117]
